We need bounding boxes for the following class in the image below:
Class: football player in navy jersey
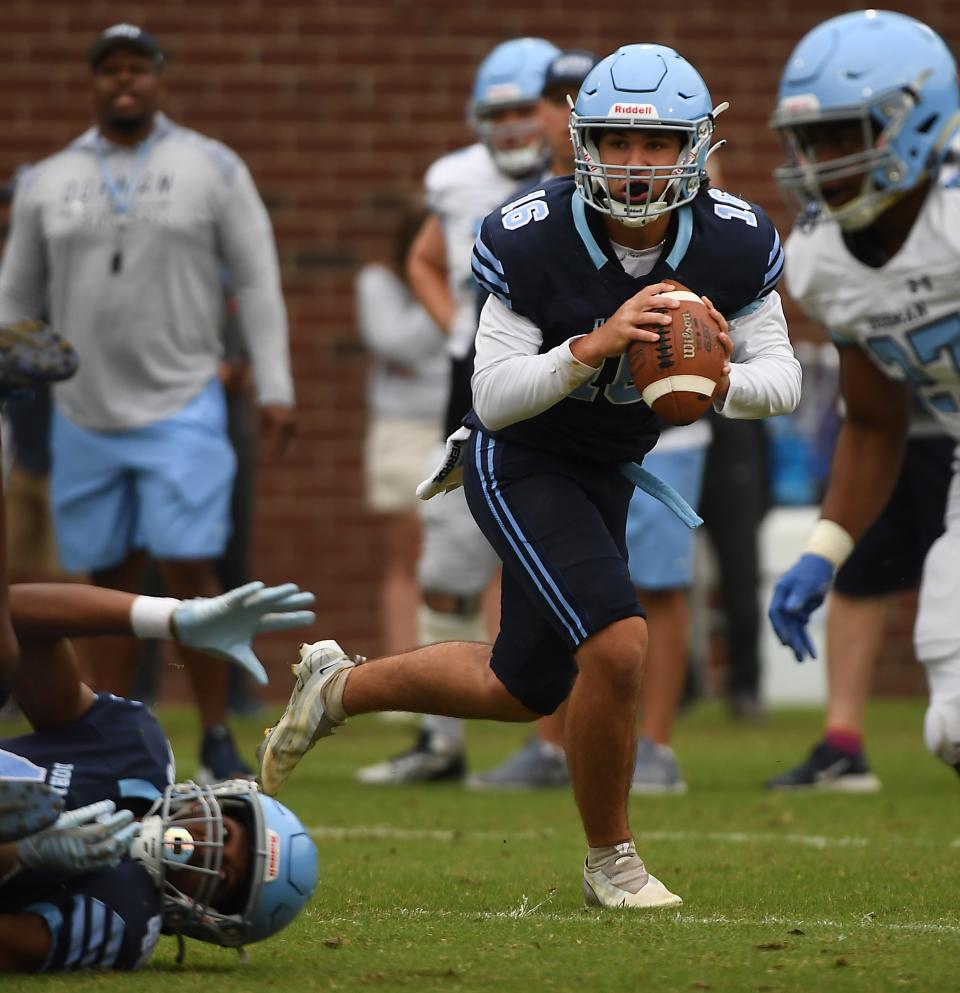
[0,577,318,971]
[258,44,800,909]
[767,10,960,779]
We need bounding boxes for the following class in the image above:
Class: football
[627,283,725,426]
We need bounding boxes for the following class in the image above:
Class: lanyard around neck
[95,131,155,218]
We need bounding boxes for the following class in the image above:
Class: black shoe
[355,731,466,785]
[197,724,254,784]
[765,740,881,792]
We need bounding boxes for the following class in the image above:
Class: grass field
[6,698,959,993]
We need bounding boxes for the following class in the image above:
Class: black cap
[542,49,600,97]
[89,24,164,69]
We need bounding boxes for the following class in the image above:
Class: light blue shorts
[625,445,707,591]
[51,379,236,573]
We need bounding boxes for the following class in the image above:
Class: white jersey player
[768,10,960,775]
[356,38,558,784]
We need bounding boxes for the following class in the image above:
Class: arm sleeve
[471,295,600,431]
[0,178,49,325]
[356,266,444,365]
[717,291,802,419]
[24,862,163,972]
[216,160,294,406]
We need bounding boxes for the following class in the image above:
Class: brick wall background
[3,1,955,699]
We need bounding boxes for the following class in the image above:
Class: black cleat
[765,740,881,792]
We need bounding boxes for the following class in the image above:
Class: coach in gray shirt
[0,24,296,781]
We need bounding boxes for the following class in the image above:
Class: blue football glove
[768,553,836,662]
[16,799,140,874]
[172,581,316,686]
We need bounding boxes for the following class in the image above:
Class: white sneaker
[356,731,466,785]
[256,640,355,795]
[582,843,683,909]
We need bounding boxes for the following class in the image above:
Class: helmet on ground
[131,779,317,950]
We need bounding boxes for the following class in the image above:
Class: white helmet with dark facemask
[570,44,725,227]
[131,779,316,955]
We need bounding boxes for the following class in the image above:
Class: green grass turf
[6,699,958,993]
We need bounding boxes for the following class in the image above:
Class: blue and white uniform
[786,169,960,691]
[0,695,173,971]
[463,177,800,713]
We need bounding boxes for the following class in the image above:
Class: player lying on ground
[0,579,317,972]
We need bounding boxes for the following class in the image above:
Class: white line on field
[315,908,960,933]
[308,825,555,842]
[306,825,870,848]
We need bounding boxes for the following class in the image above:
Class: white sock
[323,667,352,724]
[422,714,465,746]
[586,840,635,870]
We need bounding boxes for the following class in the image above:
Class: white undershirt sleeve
[471,295,601,431]
[718,291,802,419]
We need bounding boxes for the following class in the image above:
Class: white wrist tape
[804,519,854,568]
[130,596,181,640]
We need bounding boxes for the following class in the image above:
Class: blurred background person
[0,25,296,782]
[356,37,559,785]
[357,202,449,657]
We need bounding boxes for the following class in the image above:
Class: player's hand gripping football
[701,295,733,404]
[16,800,140,874]
[172,581,317,685]
[768,554,836,662]
[571,282,680,368]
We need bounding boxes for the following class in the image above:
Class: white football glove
[172,581,316,685]
[16,799,140,874]
[416,426,473,501]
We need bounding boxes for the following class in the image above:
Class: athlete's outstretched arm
[8,582,315,730]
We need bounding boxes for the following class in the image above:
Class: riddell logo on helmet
[609,103,658,117]
[778,93,821,116]
[265,829,280,883]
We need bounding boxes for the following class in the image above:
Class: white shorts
[364,416,441,514]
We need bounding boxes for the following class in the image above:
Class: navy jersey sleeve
[0,694,173,817]
[22,862,163,972]
[682,189,784,319]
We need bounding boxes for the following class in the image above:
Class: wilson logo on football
[609,103,658,118]
[265,828,280,882]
